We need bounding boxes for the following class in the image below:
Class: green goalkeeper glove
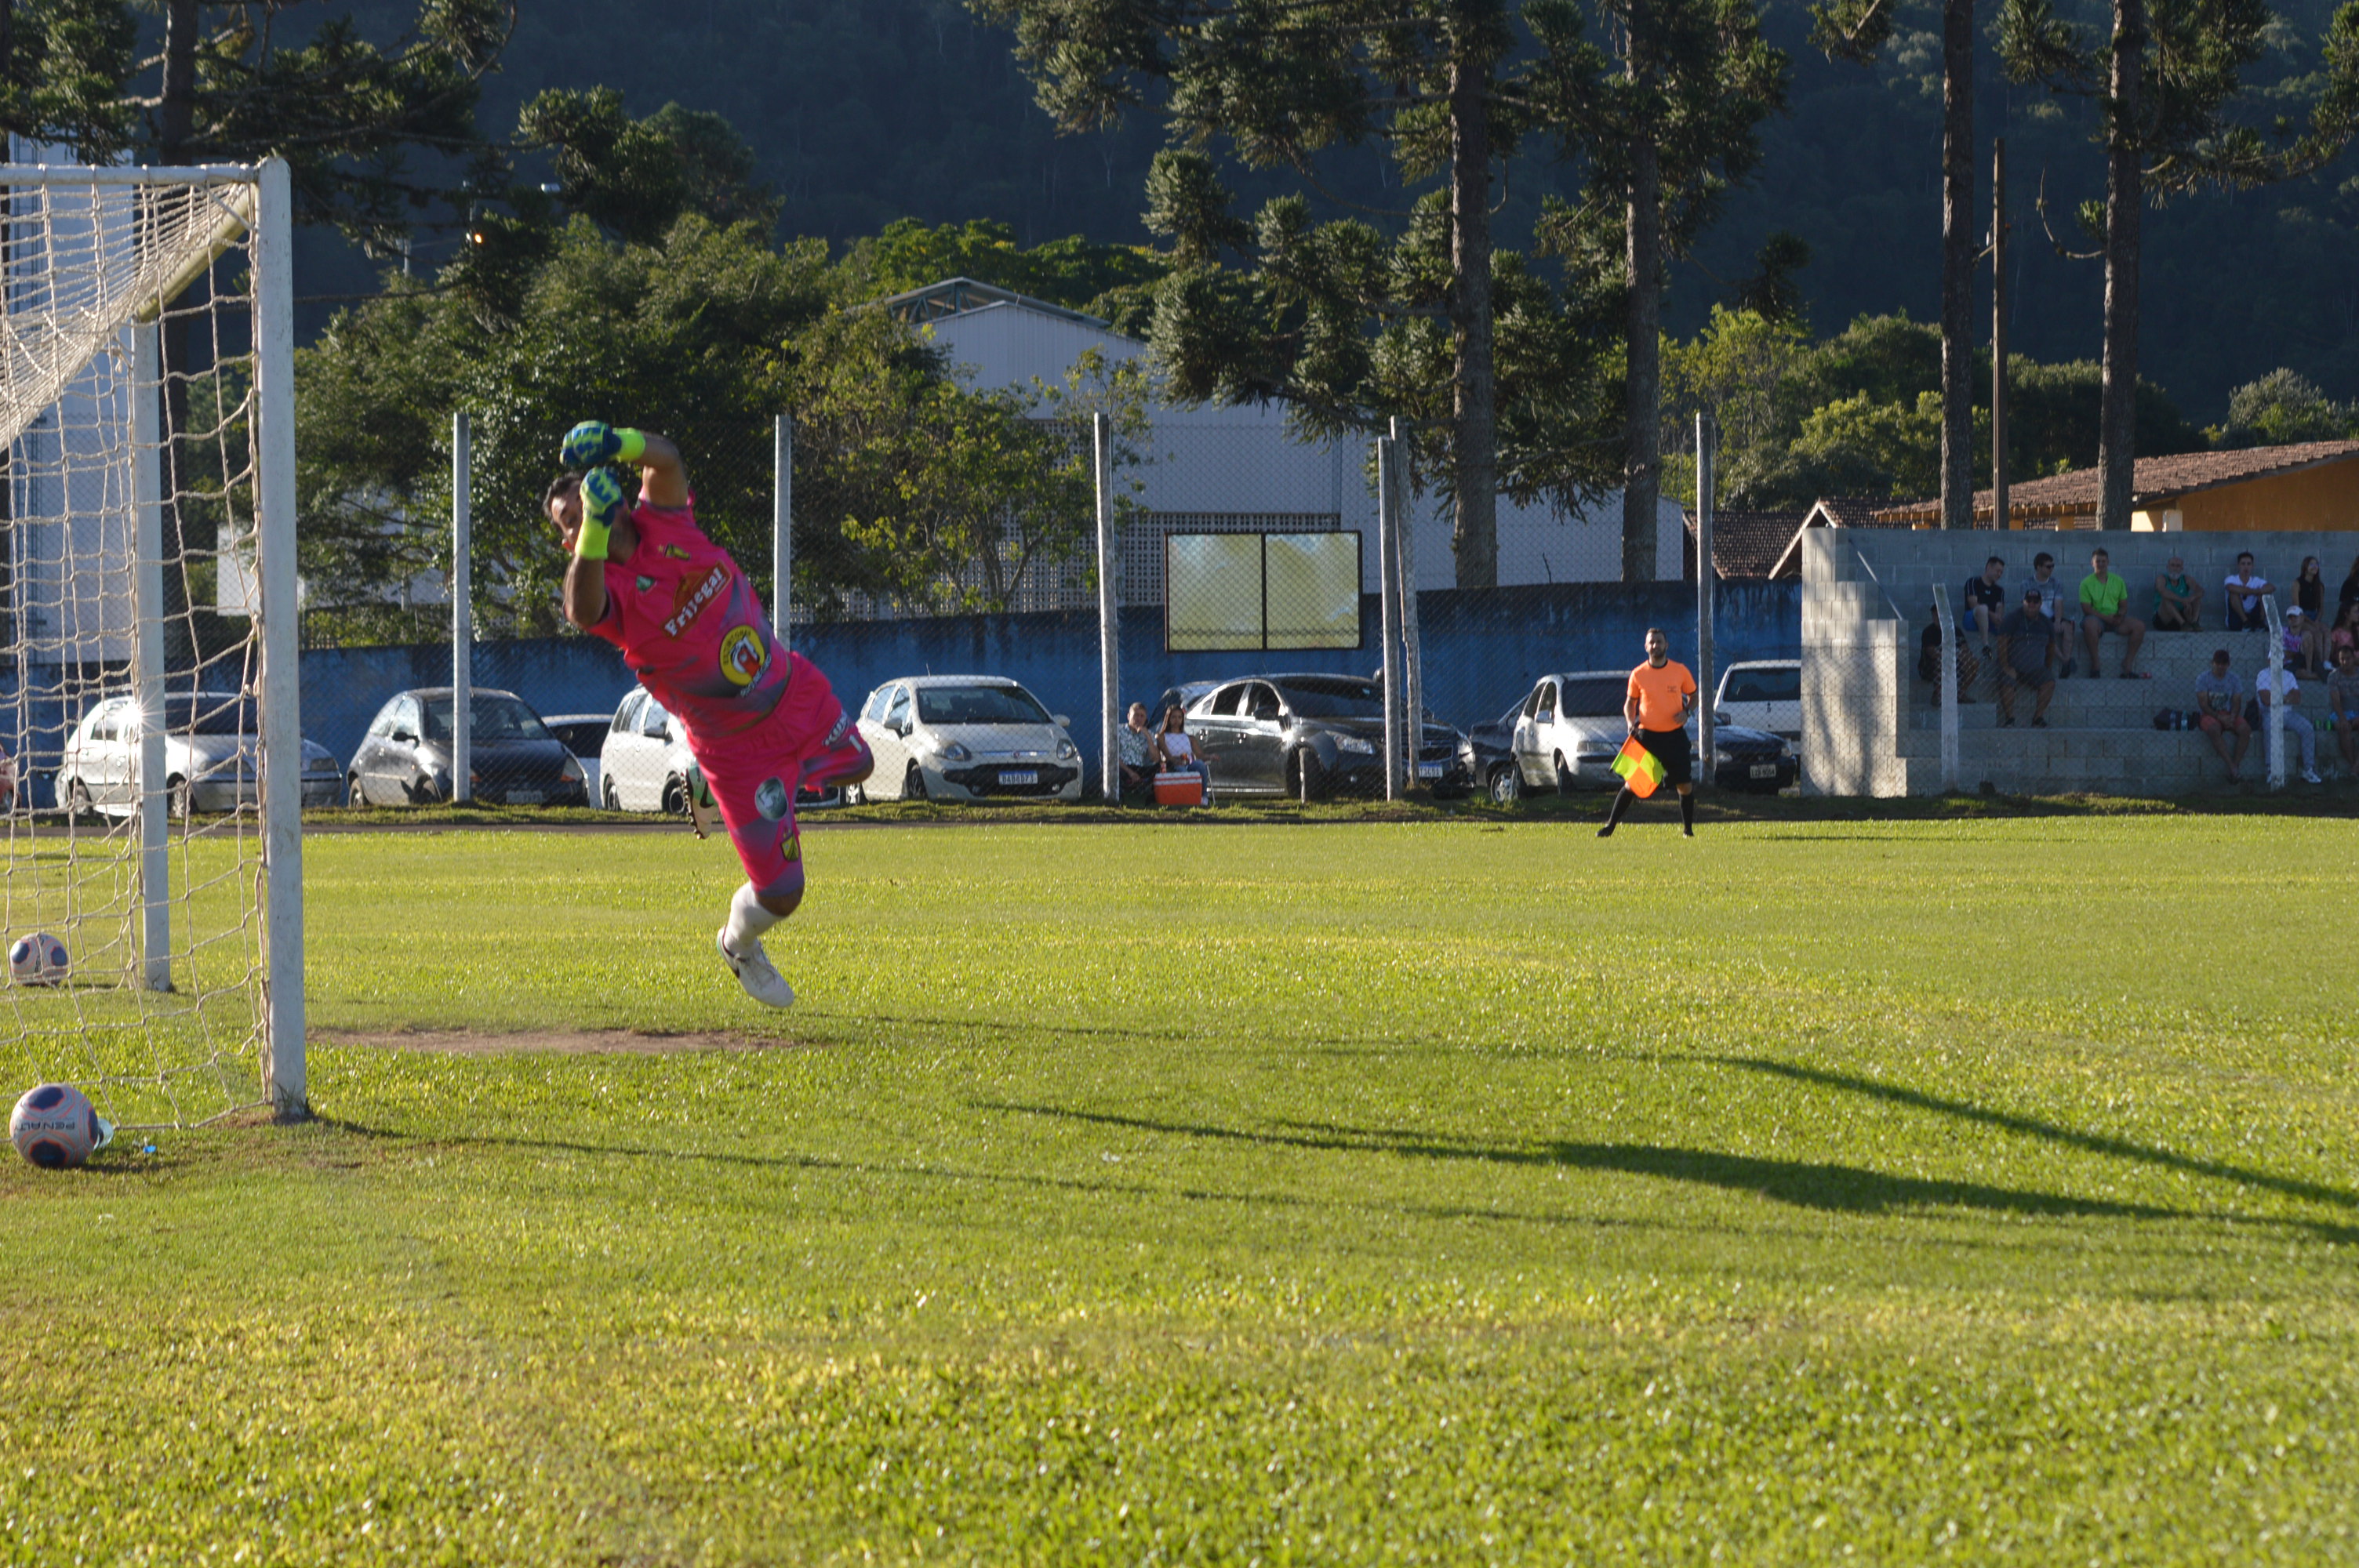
[573,467,625,561]
[562,421,647,470]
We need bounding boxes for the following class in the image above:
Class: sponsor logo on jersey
[661,543,692,560]
[635,575,656,593]
[663,566,729,638]
[719,623,770,687]
[823,710,853,746]
[755,775,790,821]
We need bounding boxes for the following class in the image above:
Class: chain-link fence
[295,407,2359,813]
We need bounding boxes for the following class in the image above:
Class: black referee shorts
[1636,724,1692,786]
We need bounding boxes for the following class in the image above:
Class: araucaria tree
[970,0,1623,589]
[2002,0,2359,528]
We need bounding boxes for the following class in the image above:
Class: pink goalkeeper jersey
[587,495,791,742]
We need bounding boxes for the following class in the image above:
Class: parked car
[57,691,343,818]
[346,688,589,808]
[1172,673,1473,800]
[852,676,1084,802]
[1714,659,1801,742]
[1504,670,1797,794]
[597,688,843,814]
[543,713,616,802]
[1467,695,1527,804]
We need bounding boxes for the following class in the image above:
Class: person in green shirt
[2079,546,2150,679]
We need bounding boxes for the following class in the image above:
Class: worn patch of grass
[3,818,2355,1563]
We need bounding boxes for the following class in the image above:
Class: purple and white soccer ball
[7,931,67,986]
[10,1083,104,1167]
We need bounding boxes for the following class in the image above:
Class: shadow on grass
[983,1102,2359,1244]
[1710,1054,2359,1214]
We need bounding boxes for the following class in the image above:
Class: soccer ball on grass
[10,1083,111,1168]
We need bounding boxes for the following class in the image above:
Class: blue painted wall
[297,581,1801,777]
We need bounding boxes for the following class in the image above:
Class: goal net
[0,157,305,1131]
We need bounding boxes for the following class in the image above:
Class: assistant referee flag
[1612,736,1666,798]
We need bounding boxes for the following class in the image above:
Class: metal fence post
[1389,421,1423,791]
[1377,434,1402,798]
[1094,412,1119,803]
[2264,593,2288,789]
[130,321,169,992]
[452,410,471,804]
[773,414,793,641]
[1933,582,1960,792]
[253,156,307,1116]
[1696,412,1716,783]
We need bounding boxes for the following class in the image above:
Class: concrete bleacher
[1801,527,2351,796]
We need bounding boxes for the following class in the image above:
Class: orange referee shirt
[1628,659,1697,730]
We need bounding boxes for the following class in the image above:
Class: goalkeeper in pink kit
[547,422,873,1007]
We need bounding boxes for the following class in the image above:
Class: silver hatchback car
[58,692,343,818]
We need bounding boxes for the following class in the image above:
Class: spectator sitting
[2079,546,2150,679]
[2152,553,2204,631]
[2024,550,2078,676]
[2296,555,2327,624]
[2339,550,2359,615]
[2194,649,2251,786]
[2282,604,2326,678]
[1918,605,1979,700]
[1962,556,2006,653]
[2330,604,2359,668]
[1116,702,1158,799]
[2254,660,2321,785]
[1153,704,1214,804]
[2223,551,2272,632]
[1996,588,2057,728]
[2328,644,2359,780]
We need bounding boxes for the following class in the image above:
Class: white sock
[723,882,783,955]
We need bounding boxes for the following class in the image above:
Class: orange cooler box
[1153,771,1205,806]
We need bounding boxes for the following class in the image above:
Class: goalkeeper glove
[562,421,648,470]
[572,467,625,561]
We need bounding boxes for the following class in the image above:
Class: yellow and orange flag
[1612,736,1666,798]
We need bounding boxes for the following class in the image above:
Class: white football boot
[717,928,796,1008]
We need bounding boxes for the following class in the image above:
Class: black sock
[1681,792,1696,831]
[1605,787,1635,829]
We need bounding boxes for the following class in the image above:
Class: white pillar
[253,158,306,1117]
[1377,435,1402,799]
[451,410,471,804]
[130,322,169,992]
[2265,594,2287,789]
[773,414,793,641]
[1935,581,1960,793]
[1389,420,1423,789]
[1095,413,1120,802]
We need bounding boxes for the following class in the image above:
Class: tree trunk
[2098,0,2143,532]
[1621,43,1663,585]
[1448,53,1497,590]
[1939,0,1973,532]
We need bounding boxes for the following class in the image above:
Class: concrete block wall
[1803,528,2350,796]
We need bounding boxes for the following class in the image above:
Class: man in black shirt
[1997,588,2059,727]
[1962,556,2008,652]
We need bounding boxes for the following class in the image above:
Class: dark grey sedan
[1180,673,1470,800]
[347,688,590,808]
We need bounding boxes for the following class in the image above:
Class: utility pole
[1991,138,2009,533]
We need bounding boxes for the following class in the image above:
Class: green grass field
[4,815,2357,1564]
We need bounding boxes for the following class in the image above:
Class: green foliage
[848,218,1167,317]
[2217,367,2359,445]
[5,819,2359,1559]
[1663,307,2209,507]
[519,88,781,245]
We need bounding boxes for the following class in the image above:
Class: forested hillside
[425,0,2359,423]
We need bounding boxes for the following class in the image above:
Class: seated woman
[1153,704,1214,804]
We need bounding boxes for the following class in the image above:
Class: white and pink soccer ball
[7,931,67,986]
[10,1083,105,1167]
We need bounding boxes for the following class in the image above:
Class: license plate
[1749,764,1777,779]
[1417,760,1445,779]
[507,789,545,804]
[999,770,1038,785]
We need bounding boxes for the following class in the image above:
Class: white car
[1507,670,1797,793]
[852,675,1083,803]
[58,692,343,818]
[597,689,843,814]
[1714,659,1801,742]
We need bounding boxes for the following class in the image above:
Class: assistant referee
[1599,626,1699,838]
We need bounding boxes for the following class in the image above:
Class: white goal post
[0,157,304,1125]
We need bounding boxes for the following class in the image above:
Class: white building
[889,278,1682,605]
